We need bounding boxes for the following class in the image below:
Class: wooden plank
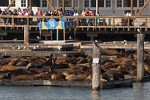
[6,0,15,11]
[130,0,133,15]
[62,0,65,12]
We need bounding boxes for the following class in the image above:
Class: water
[0,82,150,100]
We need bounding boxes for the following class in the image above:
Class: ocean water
[0,82,150,100]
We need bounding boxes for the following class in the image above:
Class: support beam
[92,42,101,91]
[137,34,144,82]
[6,0,15,11]
[46,0,56,11]
[130,0,133,15]
[24,25,29,45]
[62,0,65,12]
[96,0,98,15]
[136,0,150,15]
[24,17,30,45]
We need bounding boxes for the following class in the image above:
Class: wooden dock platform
[0,78,134,89]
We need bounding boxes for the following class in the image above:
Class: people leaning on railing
[0,8,99,27]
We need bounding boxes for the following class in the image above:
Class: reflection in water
[91,91,100,100]
[134,82,144,100]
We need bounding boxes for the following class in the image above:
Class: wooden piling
[24,25,29,45]
[92,42,101,91]
[137,34,144,82]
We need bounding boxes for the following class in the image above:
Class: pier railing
[0,15,150,31]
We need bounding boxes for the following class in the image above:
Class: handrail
[0,15,150,31]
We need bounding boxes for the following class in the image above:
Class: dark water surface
[0,82,150,100]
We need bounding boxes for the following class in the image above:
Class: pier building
[0,0,150,16]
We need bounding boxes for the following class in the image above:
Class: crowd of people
[0,7,98,27]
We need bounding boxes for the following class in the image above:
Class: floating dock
[0,78,134,89]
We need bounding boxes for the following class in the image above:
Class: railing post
[92,42,101,91]
[128,16,130,31]
[23,16,30,44]
[113,17,115,29]
[95,16,97,29]
[24,25,29,45]
[137,33,144,82]
[12,16,14,26]
[145,17,147,31]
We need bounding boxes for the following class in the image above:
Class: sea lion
[12,75,34,80]
[51,72,66,81]
[34,72,51,80]
[102,69,125,81]
[0,65,20,71]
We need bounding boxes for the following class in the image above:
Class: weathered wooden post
[137,33,144,81]
[92,41,101,91]
[24,17,29,44]
[24,25,29,45]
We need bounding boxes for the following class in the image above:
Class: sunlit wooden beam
[62,0,65,12]
[46,0,56,11]
[6,0,15,11]
[136,0,150,15]
[130,0,133,15]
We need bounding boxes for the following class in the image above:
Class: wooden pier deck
[0,15,150,32]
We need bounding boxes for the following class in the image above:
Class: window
[139,0,144,7]
[133,0,137,7]
[59,0,72,7]
[65,0,72,7]
[124,0,130,7]
[21,0,26,7]
[32,0,40,7]
[123,0,137,7]
[106,0,111,7]
[84,0,89,7]
[51,0,57,7]
[73,0,78,7]
[117,0,122,7]
[91,0,96,7]
[42,0,47,7]
[99,0,104,7]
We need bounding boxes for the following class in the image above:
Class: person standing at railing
[37,9,43,23]
[28,8,34,25]
[88,10,95,26]
[68,10,74,30]
[73,10,79,27]
[6,10,13,25]
[81,9,86,26]
[12,9,18,25]
[2,9,8,25]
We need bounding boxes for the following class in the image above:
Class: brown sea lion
[34,72,51,80]
[51,72,66,81]
[0,65,20,71]
[12,75,34,80]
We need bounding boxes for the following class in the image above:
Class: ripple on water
[0,83,150,100]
